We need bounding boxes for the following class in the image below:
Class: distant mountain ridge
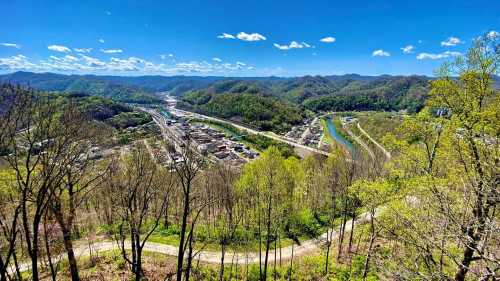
[3,71,497,114]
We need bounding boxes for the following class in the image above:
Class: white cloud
[236,32,266,41]
[80,55,106,67]
[212,57,222,62]
[416,51,462,60]
[301,42,312,48]
[486,30,499,40]
[217,33,235,39]
[0,55,38,70]
[1,43,21,49]
[107,57,140,71]
[372,49,390,57]
[320,36,336,43]
[273,41,311,50]
[63,55,79,62]
[98,38,105,44]
[48,45,71,53]
[441,37,462,47]
[175,62,213,73]
[0,52,255,75]
[217,32,266,41]
[401,45,415,54]
[73,48,92,53]
[100,48,123,54]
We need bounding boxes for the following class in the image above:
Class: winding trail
[13,211,376,273]
[356,123,391,159]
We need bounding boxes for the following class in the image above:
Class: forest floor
[14,211,376,274]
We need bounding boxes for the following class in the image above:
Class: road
[356,123,391,159]
[12,210,377,273]
[341,123,375,160]
[171,108,331,157]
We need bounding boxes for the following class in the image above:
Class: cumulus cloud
[100,48,123,54]
[1,43,21,49]
[236,32,266,41]
[212,57,222,62]
[401,45,415,54]
[217,33,235,39]
[48,45,71,52]
[372,49,390,57]
[320,37,336,43]
[273,41,311,50]
[63,55,79,62]
[74,48,92,53]
[441,37,462,47]
[80,55,106,67]
[486,30,499,39]
[98,38,105,44]
[217,32,266,41]
[0,52,254,75]
[416,51,462,60]
[0,55,38,70]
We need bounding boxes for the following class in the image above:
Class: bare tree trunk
[177,187,190,281]
[337,206,348,261]
[348,214,356,253]
[263,195,273,281]
[325,229,332,274]
[288,242,294,281]
[273,235,277,280]
[219,242,226,281]
[44,216,57,281]
[62,227,79,281]
[362,211,376,281]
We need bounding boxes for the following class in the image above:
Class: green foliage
[0,72,162,104]
[287,208,323,237]
[180,91,307,133]
[304,94,392,112]
[108,111,152,129]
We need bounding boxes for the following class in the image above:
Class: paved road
[356,123,391,159]
[171,108,331,157]
[341,123,375,160]
[12,211,376,273]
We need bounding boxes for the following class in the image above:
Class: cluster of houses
[285,118,323,148]
[301,123,322,147]
[187,123,259,165]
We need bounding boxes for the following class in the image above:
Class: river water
[325,118,355,155]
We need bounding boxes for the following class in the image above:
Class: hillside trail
[12,211,376,273]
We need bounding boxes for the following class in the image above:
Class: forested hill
[0,71,162,104]
[0,84,152,129]
[0,71,434,111]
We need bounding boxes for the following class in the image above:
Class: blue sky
[1,0,499,77]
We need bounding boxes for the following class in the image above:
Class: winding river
[325,118,355,155]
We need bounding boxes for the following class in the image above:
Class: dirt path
[356,123,391,159]
[12,211,375,273]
